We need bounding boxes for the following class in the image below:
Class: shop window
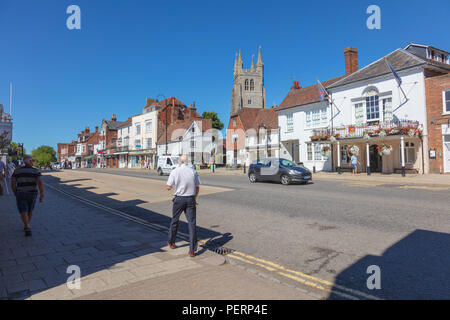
[401,142,416,165]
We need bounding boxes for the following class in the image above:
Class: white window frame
[443,89,450,115]
[400,142,416,165]
[286,113,293,132]
[321,108,328,126]
[146,138,152,149]
[145,120,152,133]
[135,123,141,135]
[366,95,380,123]
[305,111,311,128]
[382,97,392,122]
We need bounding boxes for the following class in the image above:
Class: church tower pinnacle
[230,47,266,116]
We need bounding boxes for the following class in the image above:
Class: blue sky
[1,0,449,151]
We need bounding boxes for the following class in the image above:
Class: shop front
[129,150,156,169]
[312,121,424,175]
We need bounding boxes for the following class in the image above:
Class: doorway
[369,144,382,172]
[444,135,450,173]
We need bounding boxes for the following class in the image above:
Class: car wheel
[249,173,257,183]
[157,168,163,176]
[280,174,291,185]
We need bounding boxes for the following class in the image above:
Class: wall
[425,73,450,173]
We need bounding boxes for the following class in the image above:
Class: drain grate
[201,240,235,256]
[210,246,235,256]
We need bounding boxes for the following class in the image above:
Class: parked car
[156,156,180,176]
[248,158,312,185]
[50,162,61,170]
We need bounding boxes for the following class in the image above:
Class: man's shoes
[168,242,176,249]
[24,228,32,237]
[189,251,195,258]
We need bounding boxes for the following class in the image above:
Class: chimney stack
[85,127,90,133]
[291,81,301,90]
[95,126,99,133]
[344,47,358,75]
[111,114,117,122]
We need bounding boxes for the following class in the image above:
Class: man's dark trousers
[169,196,197,252]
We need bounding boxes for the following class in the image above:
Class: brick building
[57,141,76,163]
[74,126,101,168]
[99,114,129,168]
[426,73,450,173]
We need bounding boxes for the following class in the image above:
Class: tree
[202,111,224,131]
[31,145,56,168]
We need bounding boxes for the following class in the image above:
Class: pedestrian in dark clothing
[11,156,44,237]
[166,154,201,257]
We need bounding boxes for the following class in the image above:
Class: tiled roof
[104,120,126,130]
[232,108,278,130]
[116,118,132,129]
[275,76,345,111]
[157,118,213,144]
[328,49,450,89]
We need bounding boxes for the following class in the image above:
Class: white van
[156,156,179,176]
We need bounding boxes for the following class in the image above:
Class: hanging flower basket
[376,144,393,156]
[321,146,331,157]
[347,145,360,157]
[379,130,387,138]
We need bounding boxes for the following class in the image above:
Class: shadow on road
[1,174,232,300]
[327,229,450,300]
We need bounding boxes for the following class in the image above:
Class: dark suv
[248,158,312,185]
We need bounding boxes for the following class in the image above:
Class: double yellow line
[224,250,380,300]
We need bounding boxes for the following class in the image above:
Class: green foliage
[31,145,56,167]
[202,111,224,131]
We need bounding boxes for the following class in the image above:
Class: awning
[83,155,96,160]
[128,150,156,156]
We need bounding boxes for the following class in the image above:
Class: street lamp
[156,94,167,155]
[257,123,266,163]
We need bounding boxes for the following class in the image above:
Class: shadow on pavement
[1,174,231,300]
[327,229,450,300]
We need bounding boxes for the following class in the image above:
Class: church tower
[230,47,266,116]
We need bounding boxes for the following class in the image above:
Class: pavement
[0,178,314,300]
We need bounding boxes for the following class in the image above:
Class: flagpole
[384,58,408,101]
[10,82,12,117]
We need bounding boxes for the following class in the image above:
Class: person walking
[11,156,44,237]
[0,158,6,196]
[351,152,360,175]
[166,154,201,257]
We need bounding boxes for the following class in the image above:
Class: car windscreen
[171,157,179,165]
[280,159,296,167]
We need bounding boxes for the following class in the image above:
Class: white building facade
[129,109,158,168]
[321,47,450,175]
[157,120,214,165]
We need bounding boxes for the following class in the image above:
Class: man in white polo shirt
[166,154,201,257]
